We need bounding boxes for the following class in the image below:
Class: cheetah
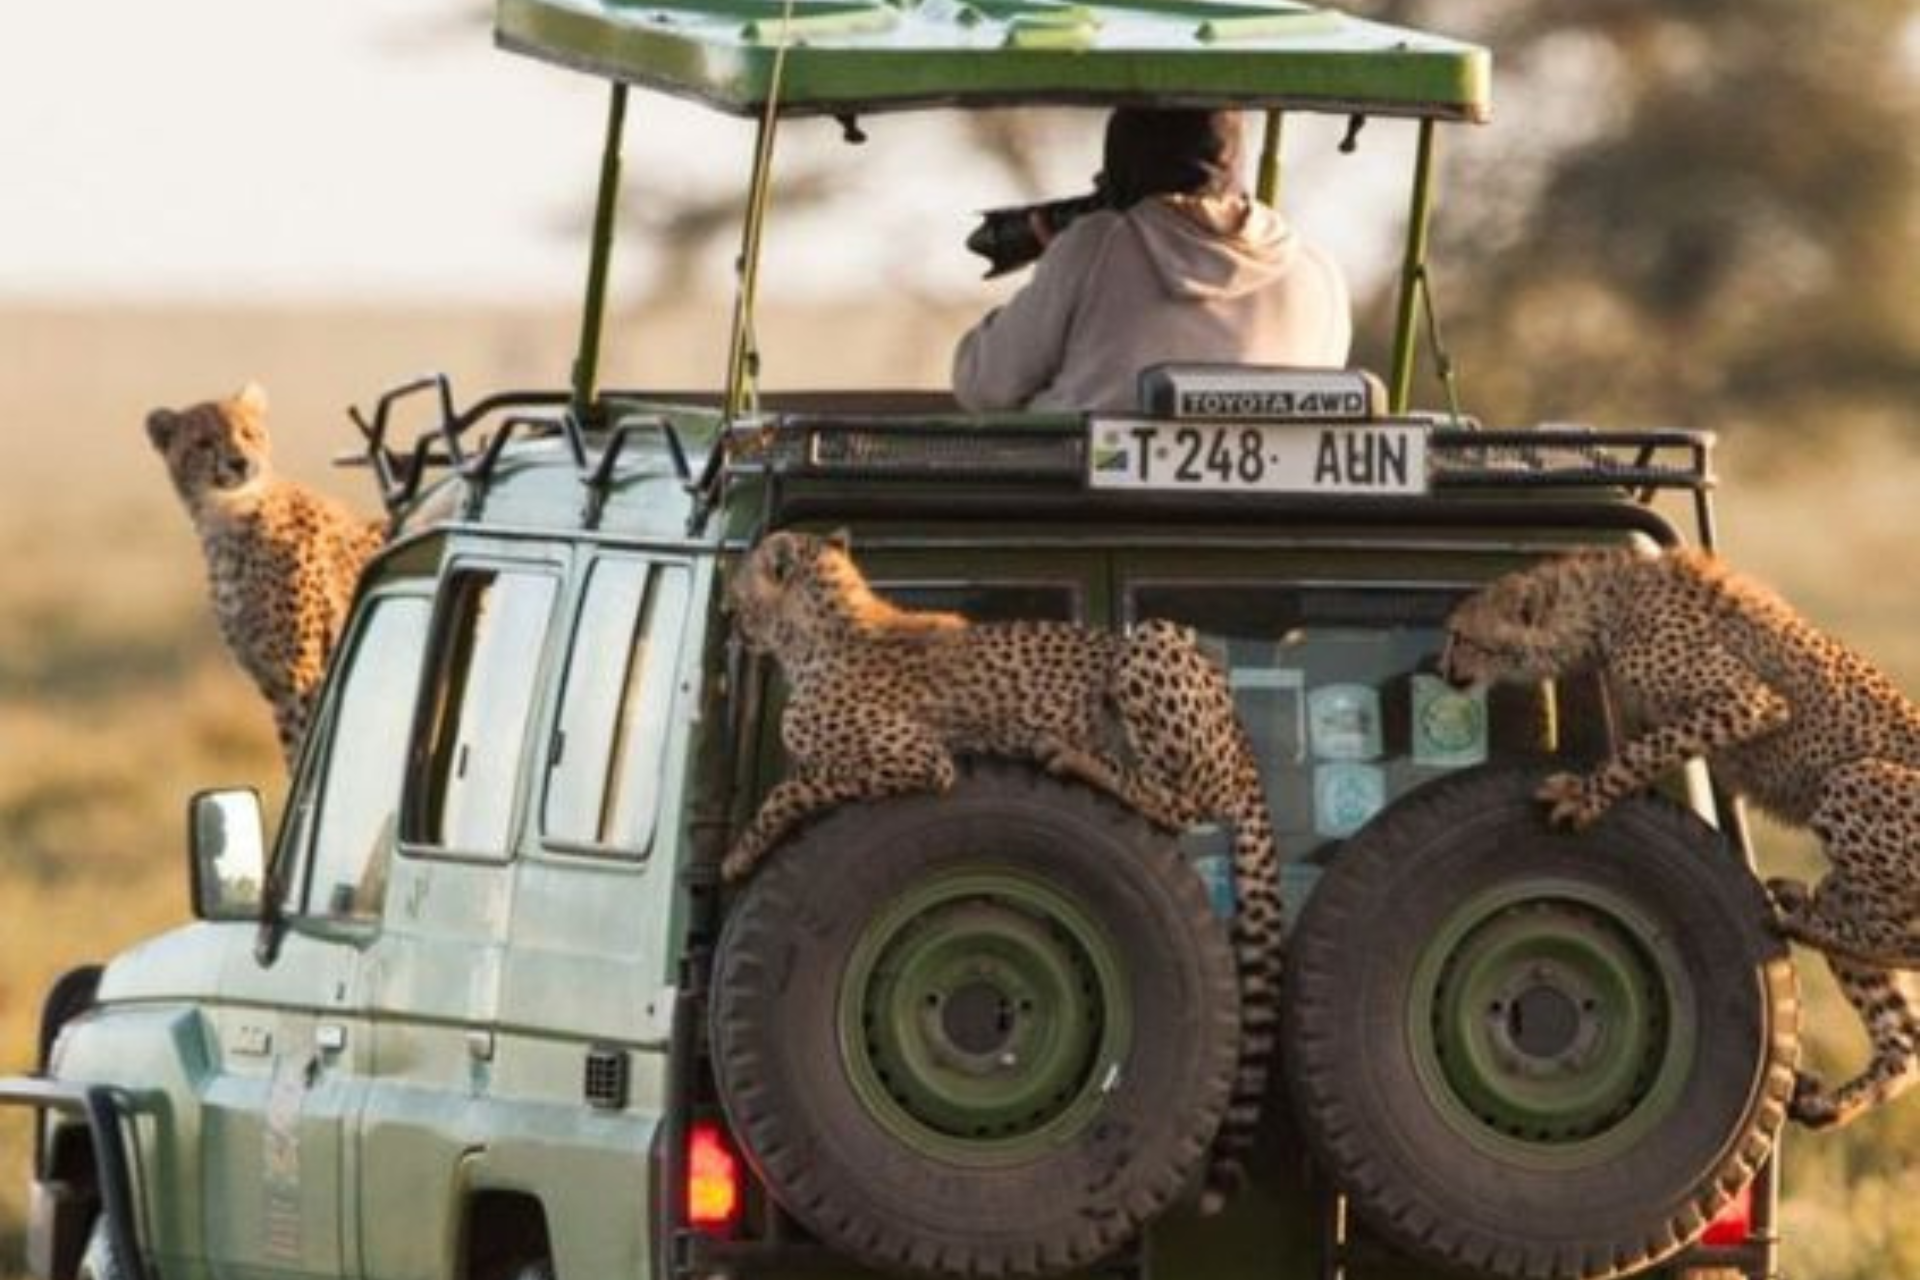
[725,529,1285,1212]
[1441,545,1919,1130]
[147,384,387,769]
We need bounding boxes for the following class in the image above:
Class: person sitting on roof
[952,108,1352,414]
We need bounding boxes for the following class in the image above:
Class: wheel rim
[839,867,1131,1164]
[1409,879,1697,1167]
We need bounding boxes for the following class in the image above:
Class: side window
[408,568,559,856]
[301,593,432,919]
[543,559,690,855]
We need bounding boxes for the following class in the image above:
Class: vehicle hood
[1129,195,1301,302]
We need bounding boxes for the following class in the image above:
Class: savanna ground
[0,304,1914,1277]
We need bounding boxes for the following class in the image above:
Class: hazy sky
[1,1,1411,305]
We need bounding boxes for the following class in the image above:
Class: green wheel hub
[839,868,1131,1163]
[1410,882,1696,1166]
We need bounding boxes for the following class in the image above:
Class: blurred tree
[1356,0,1919,437]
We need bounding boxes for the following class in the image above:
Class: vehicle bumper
[0,1076,150,1280]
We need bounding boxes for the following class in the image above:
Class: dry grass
[0,304,1913,1279]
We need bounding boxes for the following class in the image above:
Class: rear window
[1127,582,1609,904]
[876,581,1080,623]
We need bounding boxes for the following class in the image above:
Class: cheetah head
[146,383,273,506]
[1440,553,1618,689]
[727,529,856,661]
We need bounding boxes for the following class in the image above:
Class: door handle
[316,1022,348,1054]
[230,1024,273,1057]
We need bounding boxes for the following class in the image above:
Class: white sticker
[1314,763,1387,838]
[1308,684,1383,761]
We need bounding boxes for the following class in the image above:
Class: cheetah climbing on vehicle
[725,528,1285,1211]
[148,383,387,768]
[1441,545,1920,1130]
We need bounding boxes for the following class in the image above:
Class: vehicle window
[875,581,1080,623]
[544,559,690,855]
[409,568,558,856]
[1128,583,1606,873]
[302,594,432,919]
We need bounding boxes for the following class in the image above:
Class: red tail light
[1701,1182,1753,1247]
[687,1120,743,1235]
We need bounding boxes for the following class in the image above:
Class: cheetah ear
[145,409,177,451]
[1515,574,1559,629]
[764,534,798,583]
[233,382,270,419]
[824,527,852,552]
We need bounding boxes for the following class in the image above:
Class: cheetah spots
[1451,547,1920,1130]
[149,387,383,769]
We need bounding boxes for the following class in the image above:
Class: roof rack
[342,381,1717,544]
[706,416,1719,544]
[342,373,692,526]
[722,417,1712,490]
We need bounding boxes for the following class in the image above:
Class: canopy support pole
[572,82,629,419]
[1387,118,1437,414]
[726,110,782,421]
[1256,109,1284,206]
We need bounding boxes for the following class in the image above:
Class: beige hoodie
[953,194,1351,413]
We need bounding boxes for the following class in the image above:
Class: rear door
[356,547,564,1280]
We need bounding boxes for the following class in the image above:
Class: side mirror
[188,789,268,921]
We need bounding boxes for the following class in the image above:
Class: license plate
[1087,419,1429,496]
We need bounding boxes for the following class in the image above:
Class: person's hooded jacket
[952,192,1351,413]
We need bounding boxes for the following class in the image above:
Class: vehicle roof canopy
[496,0,1491,121]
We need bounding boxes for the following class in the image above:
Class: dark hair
[1102,109,1245,208]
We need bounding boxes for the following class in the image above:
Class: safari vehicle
[3,2,1799,1279]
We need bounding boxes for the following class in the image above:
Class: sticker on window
[1412,674,1488,767]
[1231,666,1307,764]
[1307,683,1382,761]
[1314,762,1386,838]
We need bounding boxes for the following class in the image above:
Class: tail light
[1701,1182,1753,1247]
[687,1120,743,1236]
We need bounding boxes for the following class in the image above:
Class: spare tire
[711,760,1240,1278]
[1281,764,1798,1280]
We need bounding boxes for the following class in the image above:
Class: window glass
[303,595,431,919]
[1128,583,1604,877]
[875,582,1079,623]
[544,560,690,854]
[412,569,558,855]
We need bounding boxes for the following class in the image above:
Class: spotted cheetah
[725,529,1285,1211]
[147,384,386,768]
[1441,546,1919,1130]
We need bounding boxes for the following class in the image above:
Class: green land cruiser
[3,3,1800,1279]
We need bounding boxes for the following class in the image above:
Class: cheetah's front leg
[1539,655,1789,829]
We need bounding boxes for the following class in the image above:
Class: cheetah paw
[1766,876,1813,918]
[1788,1073,1840,1130]
[720,843,761,883]
[1536,772,1605,830]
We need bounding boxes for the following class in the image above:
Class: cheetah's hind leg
[1774,758,1920,970]
[1030,733,1191,833]
[1789,957,1919,1130]
[722,744,958,882]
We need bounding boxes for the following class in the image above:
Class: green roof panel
[497,0,1492,120]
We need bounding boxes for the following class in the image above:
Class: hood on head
[1129,196,1300,302]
